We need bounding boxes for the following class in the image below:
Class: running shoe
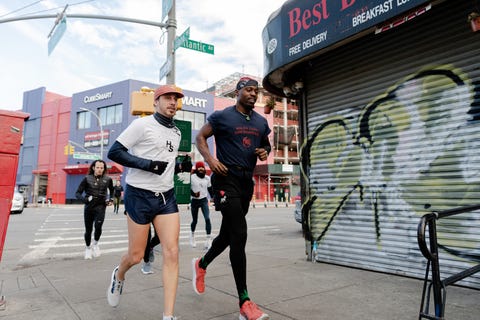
[239,301,270,320]
[162,315,177,320]
[107,266,123,307]
[84,247,92,260]
[190,232,196,248]
[204,236,212,250]
[141,261,154,274]
[192,257,206,294]
[92,244,101,258]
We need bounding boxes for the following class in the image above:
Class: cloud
[0,0,283,110]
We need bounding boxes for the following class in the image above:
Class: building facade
[16,79,216,204]
[15,74,301,206]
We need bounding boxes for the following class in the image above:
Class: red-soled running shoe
[192,257,206,294]
[239,300,269,320]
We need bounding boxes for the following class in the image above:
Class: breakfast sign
[263,0,430,74]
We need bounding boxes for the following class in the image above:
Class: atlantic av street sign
[181,39,214,55]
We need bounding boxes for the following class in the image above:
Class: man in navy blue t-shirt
[192,77,271,320]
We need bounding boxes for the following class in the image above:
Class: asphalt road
[1,203,305,272]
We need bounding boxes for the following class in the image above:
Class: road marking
[21,213,280,263]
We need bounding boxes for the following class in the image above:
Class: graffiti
[301,65,480,262]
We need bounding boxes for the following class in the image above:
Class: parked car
[294,193,302,224]
[20,191,28,207]
[11,190,25,214]
[37,195,47,203]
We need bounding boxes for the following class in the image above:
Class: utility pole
[166,0,177,84]
[80,108,104,160]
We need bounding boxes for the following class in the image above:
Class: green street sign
[174,27,190,51]
[181,39,214,55]
[73,152,100,160]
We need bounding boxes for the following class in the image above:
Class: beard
[196,172,206,179]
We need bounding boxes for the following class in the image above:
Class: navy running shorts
[124,184,179,224]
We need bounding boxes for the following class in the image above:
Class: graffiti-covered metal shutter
[303,0,480,288]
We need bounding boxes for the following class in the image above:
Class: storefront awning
[62,163,123,175]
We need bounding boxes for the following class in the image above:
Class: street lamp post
[80,108,104,159]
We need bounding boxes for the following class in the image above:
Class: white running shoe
[141,262,154,274]
[84,247,92,260]
[204,236,212,250]
[190,232,196,248]
[92,244,101,258]
[107,266,123,307]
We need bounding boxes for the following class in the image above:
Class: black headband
[236,78,258,90]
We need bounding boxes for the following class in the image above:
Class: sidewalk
[0,206,479,319]
[2,247,480,319]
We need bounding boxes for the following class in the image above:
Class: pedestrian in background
[112,180,124,214]
[106,84,185,320]
[192,77,271,320]
[75,160,114,260]
[189,161,214,249]
[141,225,160,274]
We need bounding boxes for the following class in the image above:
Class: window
[175,110,206,130]
[99,104,123,126]
[77,111,91,129]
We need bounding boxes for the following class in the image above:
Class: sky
[0,0,283,111]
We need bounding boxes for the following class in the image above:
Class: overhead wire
[0,1,44,18]
[0,0,96,18]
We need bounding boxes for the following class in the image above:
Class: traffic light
[64,144,75,155]
[130,86,183,116]
[130,87,155,116]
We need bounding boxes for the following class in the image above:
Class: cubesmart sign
[180,89,214,114]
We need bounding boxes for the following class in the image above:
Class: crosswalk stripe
[21,213,280,263]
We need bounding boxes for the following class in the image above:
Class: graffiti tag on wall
[301,65,480,263]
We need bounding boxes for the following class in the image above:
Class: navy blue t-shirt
[208,106,271,172]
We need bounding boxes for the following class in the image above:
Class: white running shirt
[190,173,211,199]
[116,115,181,193]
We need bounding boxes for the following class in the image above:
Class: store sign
[183,95,208,108]
[181,90,212,109]
[84,130,109,148]
[263,0,430,74]
[83,91,113,104]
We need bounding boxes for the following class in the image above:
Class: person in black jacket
[76,160,114,260]
[112,180,124,214]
